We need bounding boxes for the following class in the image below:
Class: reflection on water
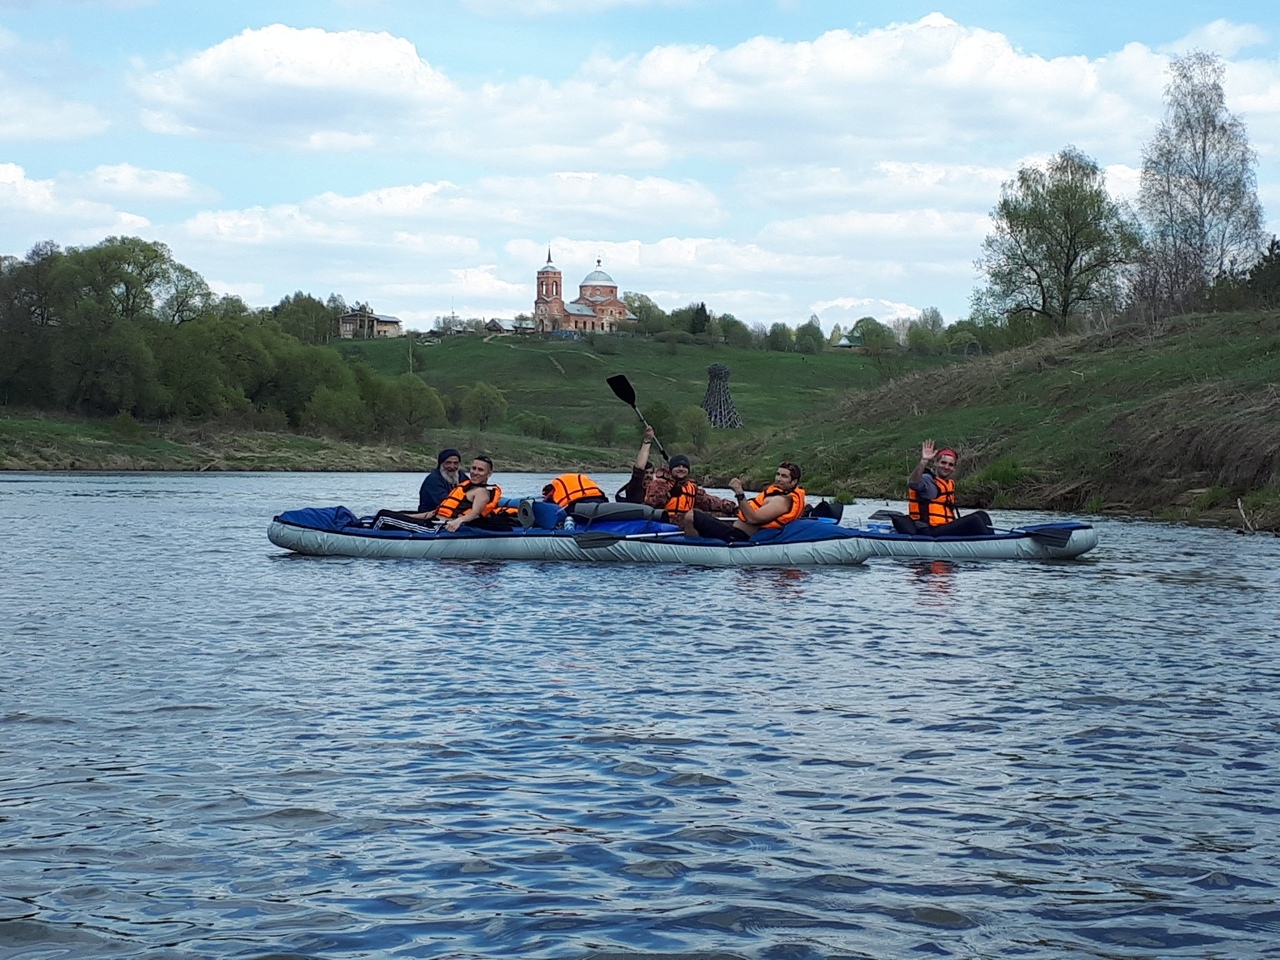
[2,472,1279,959]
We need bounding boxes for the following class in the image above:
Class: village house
[337,308,403,339]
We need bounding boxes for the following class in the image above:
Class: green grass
[336,334,955,443]
[705,311,1280,527]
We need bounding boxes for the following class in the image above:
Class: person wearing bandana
[900,440,994,537]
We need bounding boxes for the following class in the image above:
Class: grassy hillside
[335,334,944,439]
[706,311,1280,528]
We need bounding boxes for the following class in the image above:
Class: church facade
[533,252,637,334]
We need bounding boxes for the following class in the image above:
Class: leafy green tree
[643,399,679,445]
[159,263,213,324]
[852,316,896,353]
[78,236,176,324]
[273,291,339,344]
[623,292,667,334]
[678,405,711,452]
[905,306,946,355]
[370,374,447,437]
[976,146,1141,334]
[719,314,752,348]
[1138,51,1264,314]
[262,345,353,428]
[827,323,843,346]
[766,322,794,352]
[461,381,507,429]
[153,324,236,418]
[305,384,372,439]
[794,315,825,354]
[591,419,618,447]
[668,304,695,334]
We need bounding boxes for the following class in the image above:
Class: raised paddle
[606,374,670,463]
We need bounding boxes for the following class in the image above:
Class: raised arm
[909,439,936,486]
[633,426,655,470]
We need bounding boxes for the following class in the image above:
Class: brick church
[533,251,637,334]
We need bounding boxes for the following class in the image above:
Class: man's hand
[920,439,936,463]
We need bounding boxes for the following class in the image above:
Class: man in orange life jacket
[429,455,504,532]
[904,440,993,537]
[683,461,806,542]
[644,453,736,523]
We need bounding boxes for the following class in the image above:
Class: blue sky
[3,0,1278,332]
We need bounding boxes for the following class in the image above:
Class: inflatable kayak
[846,518,1098,560]
[267,503,872,567]
[267,502,1098,565]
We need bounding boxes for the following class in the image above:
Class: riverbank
[4,310,1277,531]
[709,311,1280,531]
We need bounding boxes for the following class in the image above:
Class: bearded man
[417,448,468,514]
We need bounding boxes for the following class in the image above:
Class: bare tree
[1137,51,1265,317]
[976,146,1140,335]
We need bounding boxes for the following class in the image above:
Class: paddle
[1015,524,1076,549]
[606,374,670,463]
[574,529,685,550]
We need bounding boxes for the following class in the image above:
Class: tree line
[973,51,1276,335]
[0,236,519,440]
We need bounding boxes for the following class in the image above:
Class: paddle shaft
[606,375,670,463]
[574,530,685,550]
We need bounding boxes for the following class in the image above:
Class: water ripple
[3,475,1279,958]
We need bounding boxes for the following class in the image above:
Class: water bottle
[563,516,575,531]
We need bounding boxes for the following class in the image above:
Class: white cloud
[126,16,1178,168]
[1164,20,1269,57]
[0,163,149,239]
[71,164,210,203]
[195,173,722,242]
[0,77,109,141]
[462,0,689,14]
[132,24,457,144]
[812,296,923,327]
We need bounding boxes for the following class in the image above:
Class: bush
[511,411,565,442]
[108,412,145,439]
[678,406,710,452]
[591,419,619,447]
[655,330,696,345]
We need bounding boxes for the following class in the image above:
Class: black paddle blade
[1023,525,1076,548]
[606,374,636,406]
[574,531,626,549]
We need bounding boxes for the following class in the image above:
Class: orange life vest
[908,473,956,526]
[544,473,607,509]
[663,478,698,519]
[436,480,503,520]
[739,485,807,529]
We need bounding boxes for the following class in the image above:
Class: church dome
[582,259,614,285]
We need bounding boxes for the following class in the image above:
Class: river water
[2,472,1278,959]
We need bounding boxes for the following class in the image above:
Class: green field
[334,333,947,440]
